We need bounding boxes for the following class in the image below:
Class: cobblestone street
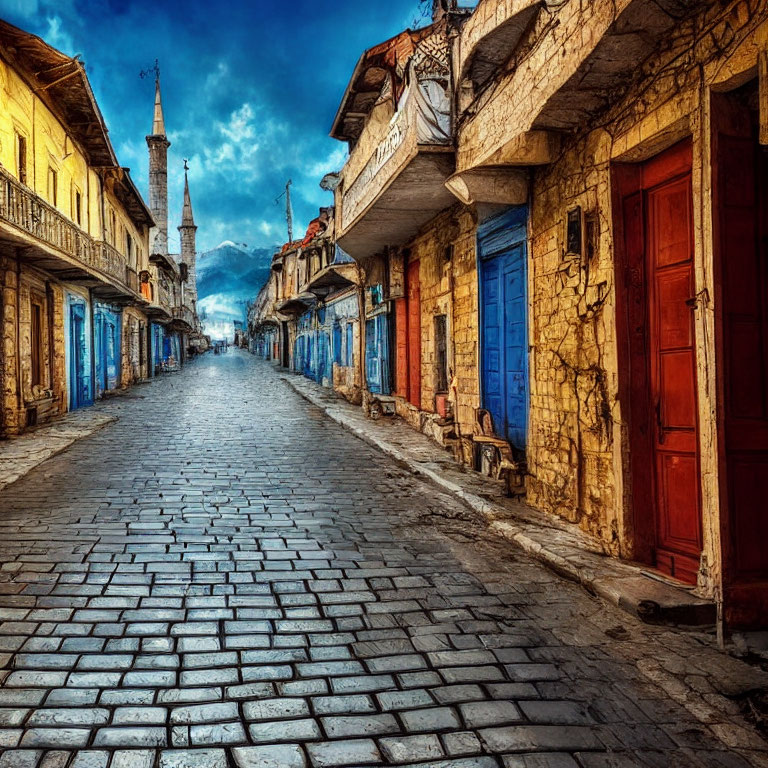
[0,351,765,768]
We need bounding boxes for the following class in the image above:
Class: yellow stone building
[0,20,153,435]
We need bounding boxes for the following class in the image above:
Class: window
[16,134,26,185]
[126,232,134,266]
[434,314,449,393]
[47,167,58,207]
[110,210,117,246]
[74,189,82,226]
[30,301,43,387]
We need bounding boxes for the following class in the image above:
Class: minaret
[146,73,170,256]
[178,162,198,308]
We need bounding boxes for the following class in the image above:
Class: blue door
[365,314,390,395]
[333,322,342,366]
[479,207,528,449]
[317,332,330,385]
[68,299,91,410]
[304,335,314,379]
[94,305,121,397]
[151,323,164,375]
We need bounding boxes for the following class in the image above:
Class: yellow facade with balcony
[0,20,153,436]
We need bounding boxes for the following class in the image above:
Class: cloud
[44,15,74,54]
[0,0,430,256]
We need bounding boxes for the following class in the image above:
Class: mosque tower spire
[146,63,170,256]
[178,161,198,309]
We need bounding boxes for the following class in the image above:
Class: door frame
[613,137,702,571]
[477,205,529,449]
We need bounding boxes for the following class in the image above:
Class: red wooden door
[617,140,702,584]
[646,164,702,583]
[713,86,768,627]
[395,298,408,397]
[406,260,421,408]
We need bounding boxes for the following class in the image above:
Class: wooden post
[760,48,768,146]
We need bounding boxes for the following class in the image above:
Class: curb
[0,414,118,493]
[282,374,716,628]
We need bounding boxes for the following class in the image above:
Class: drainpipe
[356,261,367,400]
[46,280,55,393]
[15,254,21,416]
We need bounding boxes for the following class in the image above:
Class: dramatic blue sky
[0,0,442,253]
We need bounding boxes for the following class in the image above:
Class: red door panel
[406,260,421,409]
[395,298,408,397]
[647,170,702,582]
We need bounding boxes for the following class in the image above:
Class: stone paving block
[170,701,238,725]
[232,744,307,768]
[189,721,247,745]
[400,706,462,732]
[110,750,157,768]
[249,717,321,743]
[306,738,382,767]
[376,689,434,711]
[159,749,228,768]
[480,725,604,753]
[397,759,499,768]
[112,706,168,724]
[502,755,580,767]
[460,700,523,728]
[519,700,592,725]
[0,707,29,727]
[92,726,167,747]
[20,728,90,748]
[442,730,482,756]
[70,751,109,768]
[378,733,444,762]
[0,751,43,768]
[27,708,110,727]
[312,694,376,715]
[243,697,310,721]
[321,713,399,738]
[38,752,71,768]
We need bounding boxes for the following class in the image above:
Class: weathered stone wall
[122,307,148,386]
[0,253,65,436]
[389,206,480,453]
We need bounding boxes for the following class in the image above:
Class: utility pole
[285,180,293,244]
[275,180,294,244]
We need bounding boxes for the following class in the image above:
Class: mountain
[196,241,275,341]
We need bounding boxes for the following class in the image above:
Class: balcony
[145,279,172,321]
[454,0,697,177]
[336,57,456,259]
[276,292,316,317]
[301,259,357,300]
[458,0,540,89]
[172,305,195,330]
[0,166,141,302]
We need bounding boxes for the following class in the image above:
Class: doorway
[68,299,91,410]
[616,139,702,584]
[406,260,421,408]
[712,80,768,627]
[478,206,528,449]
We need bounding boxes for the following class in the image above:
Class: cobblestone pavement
[0,351,766,768]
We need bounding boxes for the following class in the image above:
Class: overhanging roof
[331,26,435,142]
[0,19,118,168]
